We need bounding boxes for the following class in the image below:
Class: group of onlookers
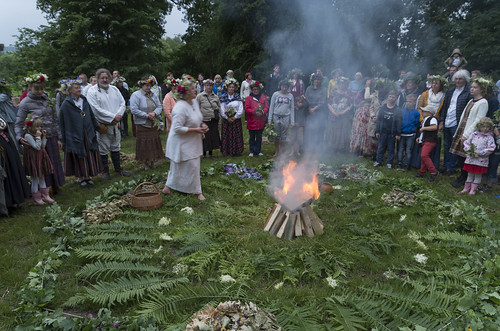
[1,48,500,213]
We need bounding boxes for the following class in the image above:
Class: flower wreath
[137,77,155,87]
[24,73,48,84]
[309,72,323,84]
[59,78,83,90]
[111,76,127,86]
[165,77,180,88]
[336,76,350,84]
[25,114,40,128]
[203,79,214,85]
[288,68,303,80]
[475,117,494,131]
[472,77,492,94]
[223,77,239,91]
[249,80,264,90]
[171,75,195,99]
[429,75,449,91]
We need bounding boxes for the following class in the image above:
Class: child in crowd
[415,105,439,182]
[268,80,294,157]
[374,89,401,168]
[23,117,55,205]
[459,117,496,195]
[483,114,500,191]
[290,95,308,156]
[397,93,420,169]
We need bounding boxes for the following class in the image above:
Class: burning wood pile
[265,160,324,239]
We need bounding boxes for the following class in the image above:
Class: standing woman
[163,77,179,133]
[304,72,328,156]
[219,78,244,156]
[213,74,224,97]
[197,79,221,158]
[15,73,65,194]
[288,68,305,101]
[450,77,490,186]
[59,78,102,187]
[163,75,208,200]
[240,73,254,102]
[326,76,354,153]
[130,77,165,170]
[245,81,269,157]
[350,79,373,156]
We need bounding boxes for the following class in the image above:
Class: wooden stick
[264,203,281,232]
[294,213,303,237]
[306,205,324,235]
[269,210,286,236]
[277,211,290,238]
[300,208,314,237]
[284,213,297,240]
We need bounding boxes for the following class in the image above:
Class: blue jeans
[398,134,415,166]
[443,125,458,171]
[376,133,396,165]
[487,152,500,183]
[249,129,263,154]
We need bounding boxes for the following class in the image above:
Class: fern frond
[81,232,156,244]
[179,244,228,279]
[74,245,154,261]
[87,221,155,233]
[73,276,189,306]
[76,261,162,279]
[274,304,324,331]
[174,232,215,257]
[325,297,367,330]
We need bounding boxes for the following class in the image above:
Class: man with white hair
[87,68,130,179]
[439,69,472,178]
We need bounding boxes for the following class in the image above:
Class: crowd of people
[1,48,500,213]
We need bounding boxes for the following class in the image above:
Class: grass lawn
[1,125,499,330]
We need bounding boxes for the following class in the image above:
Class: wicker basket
[130,182,163,211]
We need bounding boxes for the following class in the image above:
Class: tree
[16,0,172,87]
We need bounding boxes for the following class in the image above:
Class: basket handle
[132,182,160,196]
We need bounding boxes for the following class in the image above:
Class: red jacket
[245,94,269,130]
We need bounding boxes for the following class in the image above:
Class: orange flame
[274,160,320,210]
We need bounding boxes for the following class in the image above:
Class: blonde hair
[27,117,42,135]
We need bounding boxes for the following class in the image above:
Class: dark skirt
[221,118,244,156]
[45,136,65,187]
[202,118,221,152]
[23,143,54,178]
[0,133,30,208]
[64,132,103,177]
[135,125,164,162]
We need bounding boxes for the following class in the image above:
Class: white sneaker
[373,162,381,167]
[258,153,264,156]
[387,164,392,169]
[249,153,254,157]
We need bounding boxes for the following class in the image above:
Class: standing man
[266,64,281,97]
[113,70,129,90]
[87,68,130,179]
[79,73,89,89]
[439,69,472,177]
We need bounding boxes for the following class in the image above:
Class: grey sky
[0,0,188,47]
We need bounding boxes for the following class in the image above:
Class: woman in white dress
[162,75,208,200]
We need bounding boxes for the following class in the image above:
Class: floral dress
[349,91,372,155]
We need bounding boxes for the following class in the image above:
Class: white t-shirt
[419,116,438,143]
[445,86,464,128]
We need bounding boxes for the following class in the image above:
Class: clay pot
[320,182,333,193]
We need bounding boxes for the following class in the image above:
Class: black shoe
[414,173,423,178]
[428,172,438,183]
[102,172,111,179]
[117,170,131,177]
[451,180,465,188]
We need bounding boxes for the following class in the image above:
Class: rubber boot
[469,183,479,196]
[111,151,130,177]
[101,154,111,179]
[40,187,55,204]
[32,191,46,205]
[458,182,471,194]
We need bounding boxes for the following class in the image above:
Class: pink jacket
[464,131,496,167]
[162,92,177,131]
[245,94,269,130]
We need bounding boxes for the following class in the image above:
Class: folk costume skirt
[135,125,164,162]
[166,157,202,194]
[64,132,103,178]
[44,136,65,187]
[220,118,244,156]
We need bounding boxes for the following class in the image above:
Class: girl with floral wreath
[245,80,269,157]
[163,77,180,133]
[219,78,244,156]
[15,73,65,195]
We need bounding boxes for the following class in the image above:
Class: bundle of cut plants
[186,301,282,331]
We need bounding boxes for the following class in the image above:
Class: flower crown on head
[250,81,264,90]
[137,77,155,87]
[288,68,303,79]
[24,73,48,84]
[310,72,323,84]
[59,78,82,90]
[223,78,239,91]
[475,117,494,131]
[171,75,195,99]
[25,114,40,128]
[472,77,491,93]
[337,76,350,84]
[429,75,449,91]
[203,79,214,85]
[111,76,127,86]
